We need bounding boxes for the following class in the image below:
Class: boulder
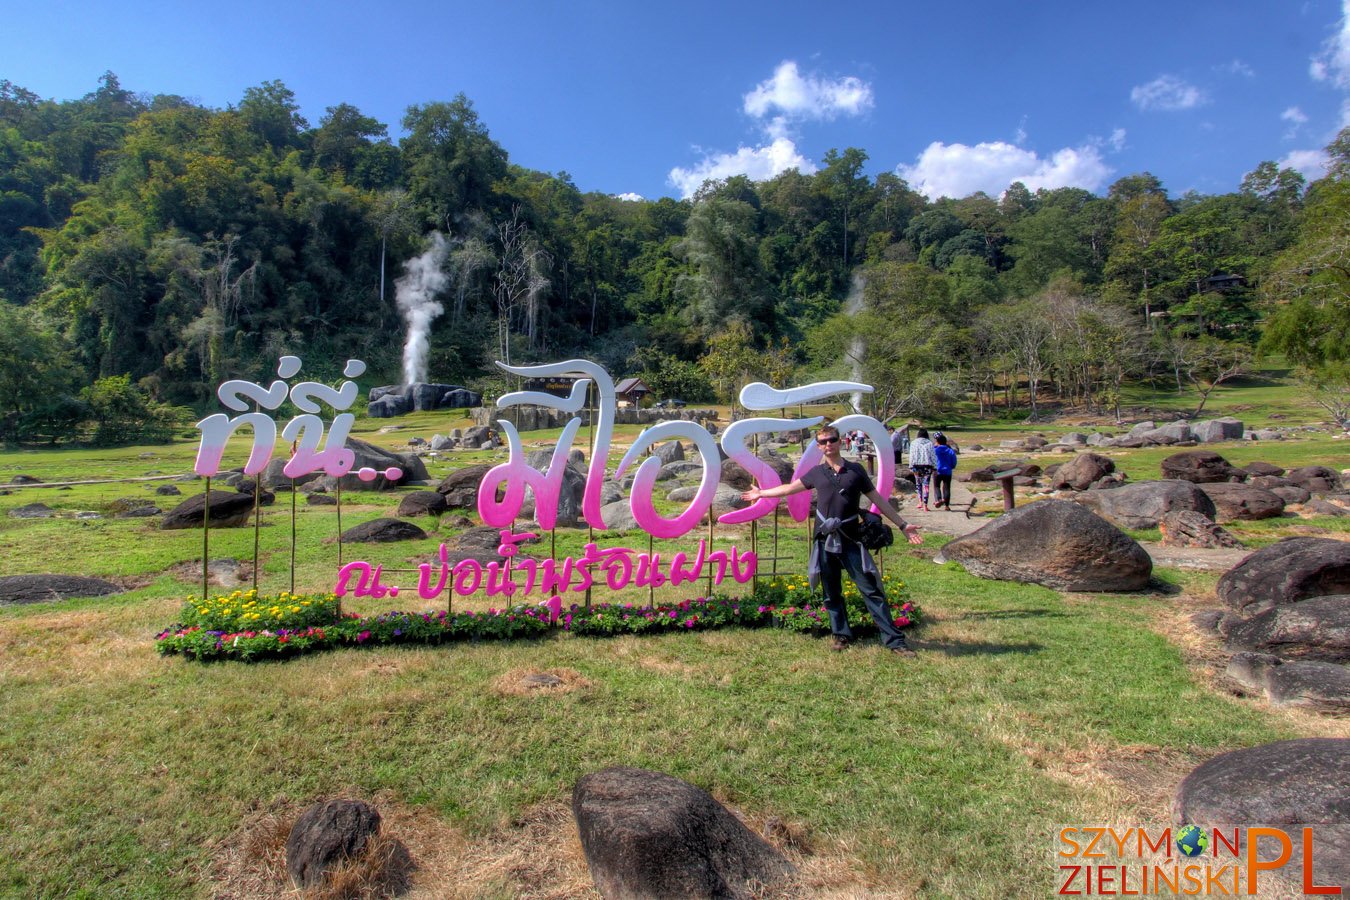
[339,518,428,543]
[367,393,411,418]
[1306,498,1350,517]
[443,526,537,561]
[1173,739,1350,891]
[1251,428,1284,441]
[1074,480,1216,530]
[335,437,428,491]
[1224,595,1350,663]
[1196,482,1285,522]
[155,484,183,496]
[8,503,55,519]
[594,500,640,532]
[285,799,382,889]
[719,460,754,491]
[429,434,454,451]
[1049,452,1115,491]
[660,460,706,479]
[437,464,492,508]
[1217,538,1350,616]
[653,441,685,465]
[1158,510,1243,549]
[262,458,324,491]
[160,491,255,529]
[1285,466,1344,494]
[1243,461,1285,477]
[1271,485,1313,506]
[0,574,123,605]
[9,474,41,484]
[115,505,161,519]
[1127,420,1156,436]
[1160,450,1245,484]
[934,500,1152,591]
[1226,654,1350,712]
[306,493,337,506]
[707,484,750,521]
[1192,417,1244,442]
[396,490,449,518]
[572,767,795,900]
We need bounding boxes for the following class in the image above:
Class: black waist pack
[854,511,894,550]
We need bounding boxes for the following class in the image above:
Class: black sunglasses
[816,436,840,445]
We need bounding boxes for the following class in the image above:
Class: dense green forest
[1,73,1347,443]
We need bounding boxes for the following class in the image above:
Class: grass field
[0,371,1346,898]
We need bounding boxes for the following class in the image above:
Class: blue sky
[5,0,1349,201]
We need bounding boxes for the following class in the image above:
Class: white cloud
[1216,59,1255,78]
[742,61,874,121]
[668,60,872,199]
[1310,0,1350,88]
[896,140,1112,200]
[614,192,644,202]
[1109,128,1127,152]
[669,138,815,199]
[1280,148,1330,180]
[1282,105,1310,139]
[1130,75,1208,111]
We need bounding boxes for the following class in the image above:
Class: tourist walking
[933,432,958,510]
[908,428,937,511]
[740,425,922,657]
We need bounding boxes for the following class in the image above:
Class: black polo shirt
[801,460,875,521]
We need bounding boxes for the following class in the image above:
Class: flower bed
[156,580,920,662]
[752,574,921,635]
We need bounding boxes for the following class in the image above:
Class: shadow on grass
[913,638,1043,657]
[948,609,1068,621]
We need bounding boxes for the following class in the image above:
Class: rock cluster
[1212,538,1350,712]
[367,382,481,418]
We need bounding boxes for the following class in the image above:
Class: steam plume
[396,232,450,385]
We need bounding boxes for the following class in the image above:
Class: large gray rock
[1196,482,1285,522]
[8,503,55,519]
[396,490,449,518]
[1225,595,1350,662]
[595,500,640,531]
[160,491,255,529]
[1217,538,1350,616]
[653,440,685,465]
[1074,479,1216,530]
[1049,452,1115,491]
[367,393,411,418]
[285,799,382,889]
[1158,510,1243,549]
[437,464,492,508]
[0,574,123,605]
[339,518,428,543]
[935,500,1153,591]
[572,767,795,900]
[1173,739,1350,890]
[1285,466,1344,494]
[1192,417,1244,442]
[262,458,324,491]
[336,437,429,491]
[1227,653,1350,712]
[1160,450,1245,484]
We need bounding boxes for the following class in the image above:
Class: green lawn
[0,372,1345,897]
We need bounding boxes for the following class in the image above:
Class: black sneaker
[830,637,850,652]
[890,645,917,658]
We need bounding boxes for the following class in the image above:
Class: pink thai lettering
[338,533,757,600]
[335,561,398,598]
[617,421,722,538]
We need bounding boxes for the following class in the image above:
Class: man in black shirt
[741,425,922,656]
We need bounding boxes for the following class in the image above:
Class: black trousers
[933,472,953,506]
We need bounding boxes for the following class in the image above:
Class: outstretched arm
[866,488,923,544]
[741,479,808,502]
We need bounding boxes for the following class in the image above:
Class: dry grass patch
[490,666,592,697]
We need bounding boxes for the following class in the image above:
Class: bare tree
[493,207,552,364]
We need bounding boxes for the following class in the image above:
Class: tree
[401,96,508,228]
[312,103,389,182]
[0,302,82,441]
[238,80,307,152]
[492,207,550,364]
[821,147,869,270]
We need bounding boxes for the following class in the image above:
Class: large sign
[192,357,896,604]
[476,359,895,538]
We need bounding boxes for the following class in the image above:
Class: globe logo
[1176,824,1209,858]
